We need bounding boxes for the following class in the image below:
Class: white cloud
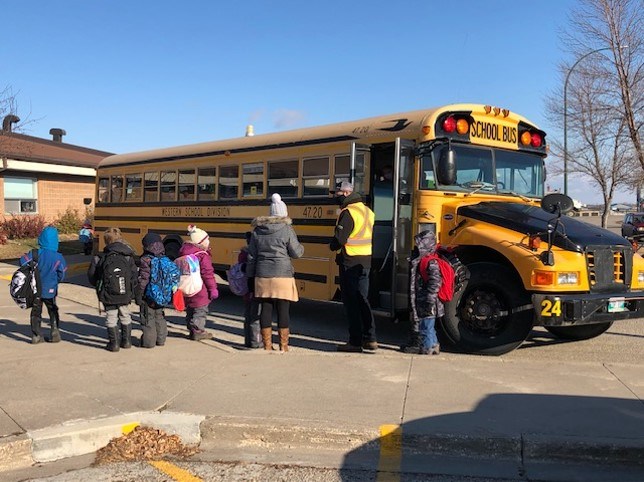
[272,109,306,129]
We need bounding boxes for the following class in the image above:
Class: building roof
[0,131,113,169]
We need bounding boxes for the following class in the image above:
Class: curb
[0,411,204,472]
[199,417,644,468]
[0,434,32,472]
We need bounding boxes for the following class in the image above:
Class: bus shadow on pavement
[339,393,644,481]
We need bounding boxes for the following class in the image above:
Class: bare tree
[568,66,635,225]
[546,0,643,220]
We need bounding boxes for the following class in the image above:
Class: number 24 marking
[540,299,562,317]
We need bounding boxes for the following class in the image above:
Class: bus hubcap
[462,290,505,334]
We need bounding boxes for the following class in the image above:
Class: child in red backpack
[401,230,442,355]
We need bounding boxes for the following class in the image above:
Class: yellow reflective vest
[341,202,375,256]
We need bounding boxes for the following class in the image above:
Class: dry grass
[0,234,83,260]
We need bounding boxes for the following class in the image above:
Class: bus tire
[440,262,533,355]
[545,322,612,340]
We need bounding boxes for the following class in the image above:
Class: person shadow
[196,286,405,352]
[0,313,106,349]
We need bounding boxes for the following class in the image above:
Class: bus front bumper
[532,291,644,326]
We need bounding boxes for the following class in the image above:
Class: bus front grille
[586,246,631,292]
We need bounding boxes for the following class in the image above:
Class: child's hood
[178,242,209,257]
[38,226,59,251]
[142,232,165,257]
[414,230,437,258]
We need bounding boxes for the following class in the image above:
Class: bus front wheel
[545,322,613,340]
[440,262,533,356]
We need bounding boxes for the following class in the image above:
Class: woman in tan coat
[247,193,304,351]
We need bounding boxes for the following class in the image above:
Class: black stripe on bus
[94,215,337,227]
[97,198,340,208]
[214,262,328,284]
[102,135,358,167]
[294,273,327,283]
[94,226,333,245]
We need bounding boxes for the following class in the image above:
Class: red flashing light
[531,132,542,147]
[443,116,456,133]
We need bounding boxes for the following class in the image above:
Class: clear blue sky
[4,0,626,203]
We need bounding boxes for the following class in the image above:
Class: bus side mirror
[436,148,457,185]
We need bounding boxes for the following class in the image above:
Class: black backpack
[96,251,132,305]
[10,249,41,309]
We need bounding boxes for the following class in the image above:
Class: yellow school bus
[94,103,644,355]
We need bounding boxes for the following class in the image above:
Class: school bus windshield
[421,144,544,198]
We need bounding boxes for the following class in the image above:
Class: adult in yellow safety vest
[329,181,377,353]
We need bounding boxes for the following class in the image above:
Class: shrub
[1,215,48,239]
[0,231,7,245]
[54,207,84,234]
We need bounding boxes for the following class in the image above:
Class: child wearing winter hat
[270,193,288,217]
[138,232,176,348]
[20,226,67,344]
[176,225,218,340]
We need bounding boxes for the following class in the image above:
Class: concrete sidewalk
[0,258,643,480]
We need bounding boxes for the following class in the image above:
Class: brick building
[0,115,113,222]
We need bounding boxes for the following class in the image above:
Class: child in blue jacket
[20,226,67,344]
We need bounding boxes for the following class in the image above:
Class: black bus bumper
[533,291,644,326]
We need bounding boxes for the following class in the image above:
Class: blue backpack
[144,255,180,306]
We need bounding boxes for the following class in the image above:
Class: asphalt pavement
[0,251,643,481]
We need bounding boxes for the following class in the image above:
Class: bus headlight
[557,272,579,285]
[638,271,644,284]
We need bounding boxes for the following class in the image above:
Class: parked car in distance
[621,212,644,238]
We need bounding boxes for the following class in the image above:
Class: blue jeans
[419,316,438,349]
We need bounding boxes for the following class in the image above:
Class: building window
[125,174,142,201]
[268,160,298,198]
[197,167,216,200]
[303,157,330,197]
[4,177,38,214]
[219,165,239,199]
[243,163,264,197]
[178,169,196,201]
[144,172,159,202]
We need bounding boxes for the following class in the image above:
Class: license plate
[607,298,627,313]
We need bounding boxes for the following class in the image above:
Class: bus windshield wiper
[463,182,495,197]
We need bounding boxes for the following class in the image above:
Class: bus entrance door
[390,138,415,318]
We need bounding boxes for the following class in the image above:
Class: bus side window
[160,170,177,201]
[111,175,124,202]
[219,165,239,199]
[144,172,159,202]
[179,169,196,201]
[303,157,329,197]
[268,160,298,198]
[98,177,109,202]
[198,167,216,200]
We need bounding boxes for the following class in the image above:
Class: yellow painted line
[149,460,203,482]
[0,274,11,281]
[121,422,140,435]
[377,424,402,482]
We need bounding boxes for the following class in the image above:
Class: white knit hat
[187,224,209,248]
[270,193,288,217]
